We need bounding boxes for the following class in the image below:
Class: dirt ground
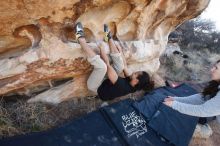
[190,120,220,146]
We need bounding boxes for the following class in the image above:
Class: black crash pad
[101,99,170,146]
[133,83,198,146]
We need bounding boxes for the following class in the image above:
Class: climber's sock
[75,22,85,41]
[104,24,112,42]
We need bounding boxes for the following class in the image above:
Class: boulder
[0,0,210,104]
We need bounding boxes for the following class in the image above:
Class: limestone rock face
[0,0,210,104]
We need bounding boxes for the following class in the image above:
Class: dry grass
[0,91,145,138]
[0,97,102,138]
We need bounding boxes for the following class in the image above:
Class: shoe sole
[76,22,83,33]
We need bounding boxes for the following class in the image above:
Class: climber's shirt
[97,77,135,100]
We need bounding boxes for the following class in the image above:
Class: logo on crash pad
[122,111,147,138]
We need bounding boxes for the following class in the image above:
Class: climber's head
[211,60,220,81]
[129,71,154,91]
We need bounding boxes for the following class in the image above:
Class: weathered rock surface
[0,0,210,104]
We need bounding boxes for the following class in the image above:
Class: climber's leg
[103,24,124,74]
[86,55,107,93]
[76,22,107,93]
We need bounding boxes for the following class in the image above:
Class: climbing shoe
[104,24,112,42]
[75,22,85,40]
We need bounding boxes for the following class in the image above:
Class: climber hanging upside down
[75,22,154,100]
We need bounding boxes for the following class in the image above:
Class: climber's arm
[99,45,118,84]
[115,43,132,77]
